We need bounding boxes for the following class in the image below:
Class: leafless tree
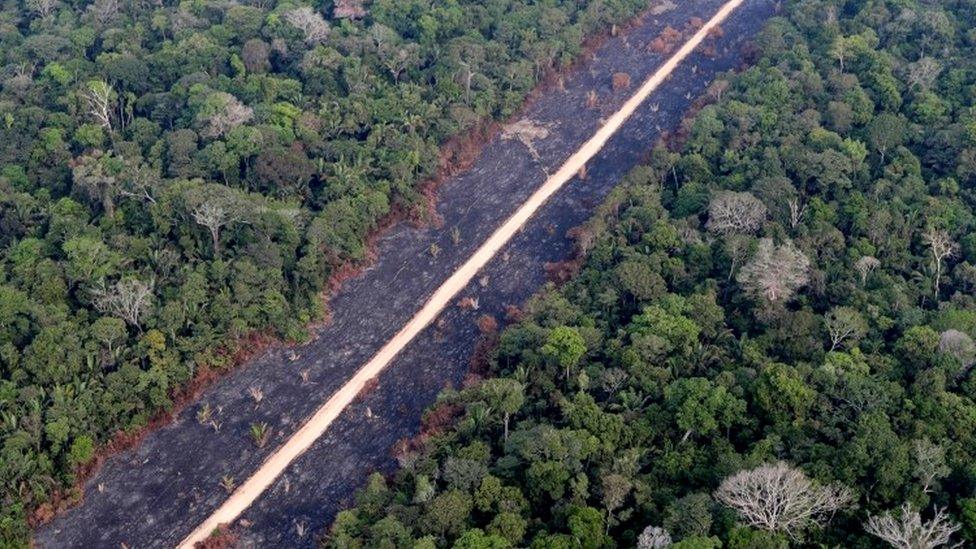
[93,278,154,329]
[722,234,752,281]
[855,255,881,285]
[706,79,730,102]
[3,63,34,99]
[912,438,950,495]
[906,57,942,91]
[600,368,628,397]
[87,0,119,26]
[737,239,810,302]
[72,152,119,217]
[118,161,160,205]
[938,329,976,375]
[27,0,60,17]
[283,7,330,45]
[923,228,955,300]
[787,196,807,229]
[83,80,115,130]
[192,200,235,258]
[706,191,767,235]
[333,0,366,19]
[381,43,421,83]
[865,504,961,549]
[241,39,271,74]
[824,306,867,351]
[637,526,672,548]
[199,92,253,138]
[601,473,632,534]
[170,7,205,35]
[714,462,851,539]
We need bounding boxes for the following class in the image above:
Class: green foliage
[0,0,653,542]
[327,1,976,547]
[542,326,588,381]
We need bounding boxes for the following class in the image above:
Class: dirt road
[35,0,775,546]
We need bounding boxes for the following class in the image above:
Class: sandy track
[178,1,744,545]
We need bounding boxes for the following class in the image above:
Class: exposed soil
[34,1,775,547]
[178,4,746,544]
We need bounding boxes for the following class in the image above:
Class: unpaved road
[179,2,745,545]
[35,1,775,546]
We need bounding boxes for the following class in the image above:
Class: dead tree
[714,462,851,539]
[637,526,672,548]
[706,191,767,234]
[93,278,154,329]
[938,329,976,376]
[855,255,880,285]
[906,57,942,91]
[27,0,59,17]
[87,0,118,26]
[200,92,253,138]
[787,196,807,229]
[83,80,115,131]
[192,200,234,258]
[912,438,949,495]
[923,228,955,300]
[72,152,119,217]
[736,239,810,302]
[283,7,330,45]
[118,161,160,205]
[612,72,632,91]
[333,0,366,19]
[824,306,867,351]
[865,504,960,549]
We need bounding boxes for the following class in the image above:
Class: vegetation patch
[326,0,976,547]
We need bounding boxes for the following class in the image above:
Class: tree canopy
[328,0,976,546]
[0,0,650,542]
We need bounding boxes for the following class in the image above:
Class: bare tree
[855,255,881,285]
[381,43,420,83]
[637,526,673,548]
[93,278,154,329]
[722,234,752,281]
[86,0,118,26]
[27,0,60,18]
[830,35,852,72]
[83,80,115,131]
[865,504,961,549]
[824,306,867,351]
[787,196,807,229]
[938,329,976,376]
[601,473,632,534]
[714,462,851,539]
[185,184,246,258]
[706,191,767,235]
[906,57,942,91]
[333,0,366,19]
[912,438,950,495]
[198,92,253,138]
[283,7,330,45]
[923,228,955,300]
[706,79,730,102]
[118,161,160,205]
[72,152,119,217]
[737,239,810,302]
[192,201,234,258]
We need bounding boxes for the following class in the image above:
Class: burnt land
[35,1,775,546]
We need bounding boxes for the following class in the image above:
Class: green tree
[542,326,587,381]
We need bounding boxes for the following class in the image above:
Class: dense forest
[327,0,976,547]
[0,0,653,542]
